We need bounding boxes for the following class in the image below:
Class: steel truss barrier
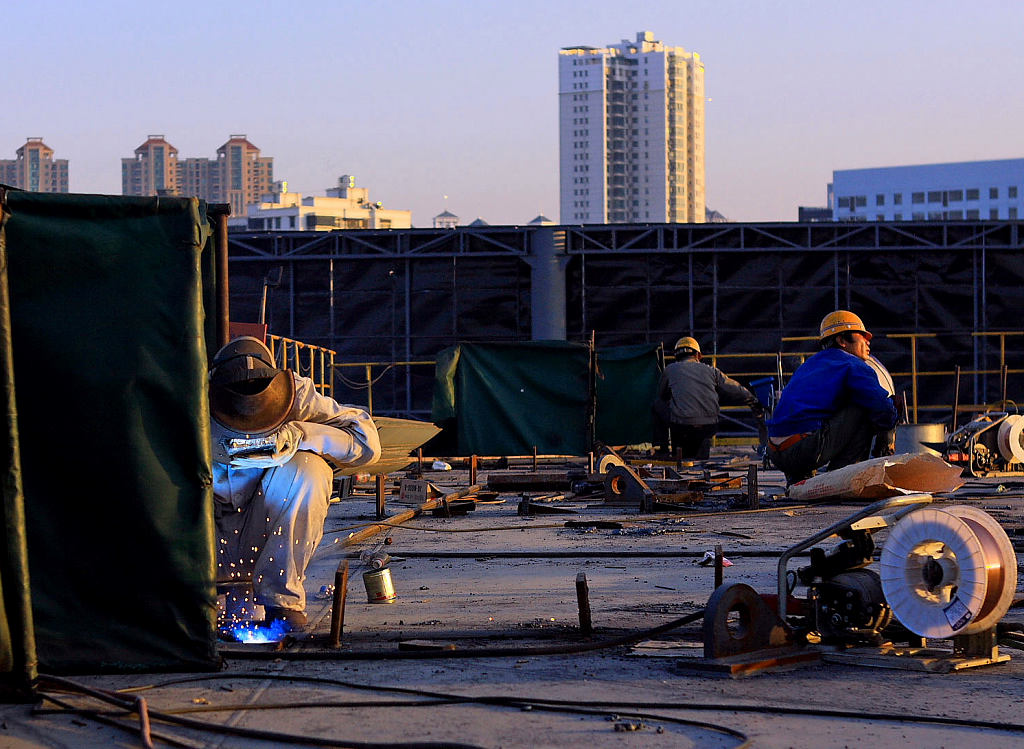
[227,220,1024,421]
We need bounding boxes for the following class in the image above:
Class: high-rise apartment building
[122,135,179,196]
[559,31,705,224]
[216,135,274,217]
[0,138,69,192]
[121,134,273,216]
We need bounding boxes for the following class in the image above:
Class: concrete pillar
[527,227,569,340]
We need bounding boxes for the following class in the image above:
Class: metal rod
[952,365,961,432]
[375,475,386,520]
[575,572,593,637]
[469,455,477,486]
[746,464,759,510]
[714,545,724,589]
[365,364,373,415]
[329,560,349,648]
[208,203,231,349]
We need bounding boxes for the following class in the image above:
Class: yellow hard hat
[819,310,872,341]
[673,336,701,354]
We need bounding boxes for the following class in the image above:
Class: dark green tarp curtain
[1,191,218,674]
[432,341,660,455]
[594,343,660,446]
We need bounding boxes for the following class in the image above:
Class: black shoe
[264,607,307,630]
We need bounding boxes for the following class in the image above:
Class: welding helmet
[209,336,295,435]
[673,336,701,356]
[819,310,872,342]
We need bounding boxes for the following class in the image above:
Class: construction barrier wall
[0,190,219,675]
[431,341,659,455]
[226,222,1024,424]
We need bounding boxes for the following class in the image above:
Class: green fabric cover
[4,192,218,673]
[595,344,660,446]
[431,341,660,455]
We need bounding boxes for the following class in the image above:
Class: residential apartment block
[559,31,705,224]
[831,159,1024,221]
[0,138,69,192]
[122,134,274,216]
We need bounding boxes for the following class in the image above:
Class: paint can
[363,568,396,603]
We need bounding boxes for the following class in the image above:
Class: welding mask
[209,336,295,437]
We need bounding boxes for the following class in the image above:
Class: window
[1010,186,1019,199]
[946,210,963,220]
[990,187,999,199]
[912,192,925,204]
[927,191,942,203]
[966,188,979,200]
[893,193,903,205]
[948,190,963,202]
[912,212,925,220]
[966,209,979,220]
[990,208,999,219]
[876,194,885,206]
[1011,207,1019,218]
[855,195,867,207]
[928,212,943,220]
[875,214,885,220]
[894,213,903,220]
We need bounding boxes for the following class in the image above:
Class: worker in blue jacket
[767,311,897,486]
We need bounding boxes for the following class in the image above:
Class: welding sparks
[225,618,291,644]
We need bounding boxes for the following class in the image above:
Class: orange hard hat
[819,310,872,342]
[673,336,701,355]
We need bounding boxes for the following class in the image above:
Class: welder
[209,336,381,629]
[767,311,897,486]
[653,336,765,459]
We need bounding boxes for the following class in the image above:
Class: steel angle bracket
[603,464,656,511]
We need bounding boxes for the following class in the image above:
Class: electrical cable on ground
[37,675,484,749]
[38,671,750,749]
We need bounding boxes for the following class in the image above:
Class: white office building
[233,176,411,231]
[831,159,1024,221]
[559,31,705,224]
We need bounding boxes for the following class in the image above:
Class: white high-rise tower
[559,31,705,224]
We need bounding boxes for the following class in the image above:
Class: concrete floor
[4,451,1024,748]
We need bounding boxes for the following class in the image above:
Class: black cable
[111,668,1024,736]
[34,693,198,748]
[39,671,749,749]
[38,675,483,749]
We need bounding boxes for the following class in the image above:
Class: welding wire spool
[880,506,1017,638]
[996,414,1024,463]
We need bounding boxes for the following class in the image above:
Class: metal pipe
[952,365,961,432]
[329,560,349,648]
[208,203,231,348]
[576,572,593,637]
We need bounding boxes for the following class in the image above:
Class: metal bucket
[894,423,946,456]
[363,568,396,603]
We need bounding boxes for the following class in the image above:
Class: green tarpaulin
[432,341,660,455]
[1,191,218,674]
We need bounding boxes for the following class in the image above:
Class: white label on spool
[943,597,972,631]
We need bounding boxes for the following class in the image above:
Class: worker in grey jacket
[210,337,381,630]
[654,337,764,459]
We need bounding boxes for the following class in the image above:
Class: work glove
[870,429,896,458]
[227,422,302,468]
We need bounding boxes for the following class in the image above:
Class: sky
[5,0,1023,226]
